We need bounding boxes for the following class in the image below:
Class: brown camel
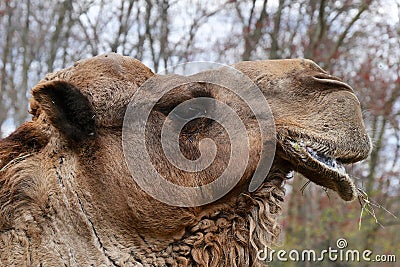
[0,53,370,266]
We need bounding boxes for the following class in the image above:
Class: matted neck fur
[0,53,370,266]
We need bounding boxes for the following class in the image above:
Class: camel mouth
[294,141,347,175]
[283,138,357,201]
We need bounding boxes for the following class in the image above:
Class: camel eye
[172,104,207,122]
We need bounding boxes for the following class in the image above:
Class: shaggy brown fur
[0,54,370,266]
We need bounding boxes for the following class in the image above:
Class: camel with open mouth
[0,53,370,266]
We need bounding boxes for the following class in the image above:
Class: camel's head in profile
[234,59,371,202]
[0,54,370,266]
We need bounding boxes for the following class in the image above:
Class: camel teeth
[286,171,294,179]
[288,140,345,175]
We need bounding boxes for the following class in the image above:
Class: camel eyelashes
[171,103,208,122]
[156,96,215,135]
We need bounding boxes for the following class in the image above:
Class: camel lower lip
[286,139,357,201]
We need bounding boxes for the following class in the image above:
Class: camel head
[233,59,371,201]
[0,54,370,266]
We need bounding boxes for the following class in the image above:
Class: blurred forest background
[0,0,399,266]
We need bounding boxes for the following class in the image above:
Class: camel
[0,53,370,266]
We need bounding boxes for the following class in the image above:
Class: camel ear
[31,80,96,142]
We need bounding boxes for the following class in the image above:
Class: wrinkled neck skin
[0,131,288,267]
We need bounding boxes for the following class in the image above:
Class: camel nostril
[313,73,341,81]
[312,73,354,92]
